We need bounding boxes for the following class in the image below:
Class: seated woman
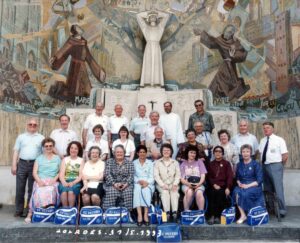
[81,146,105,206]
[85,124,109,161]
[154,143,180,221]
[180,145,207,211]
[58,141,84,207]
[207,146,233,225]
[103,145,134,210]
[25,138,61,223]
[133,145,154,226]
[112,126,135,162]
[233,144,264,224]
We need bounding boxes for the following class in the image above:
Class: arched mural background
[0,0,300,121]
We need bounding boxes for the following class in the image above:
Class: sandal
[236,216,246,224]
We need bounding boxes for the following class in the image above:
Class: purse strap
[141,186,153,208]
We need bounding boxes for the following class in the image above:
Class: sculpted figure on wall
[137,10,169,87]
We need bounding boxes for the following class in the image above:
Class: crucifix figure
[148,100,157,111]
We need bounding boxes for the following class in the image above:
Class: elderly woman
[103,145,134,210]
[233,144,264,224]
[85,124,109,161]
[133,145,154,226]
[112,126,135,162]
[207,146,233,225]
[180,145,207,211]
[25,138,61,223]
[81,146,105,206]
[177,129,208,167]
[59,141,84,207]
[218,129,239,172]
[154,143,180,222]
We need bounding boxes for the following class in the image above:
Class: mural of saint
[49,24,106,100]
[195,25,249,100]
[137,10,169,87]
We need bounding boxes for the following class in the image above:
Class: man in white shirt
[159,101,184,159]
[259,121,288,217]
[108,104,129,147]
[231,119,259,160]
[194,121,213,159]
[130,104,150,148]
[82,102,109,148]
[50,114,78,158]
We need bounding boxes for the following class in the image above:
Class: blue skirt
[58,178,82,196]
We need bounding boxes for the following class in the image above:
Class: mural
[0,0,300,121]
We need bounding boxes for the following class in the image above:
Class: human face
[194,122,204,134]
[60,116,69,130]
[114,105,123,117]
[149,15,157,26]
[239,121,248,135]
[195,102,204,113]
[223,26,235,40]
[44,142,54,153]
[95,103,104,115]
[214,149,223,160]
[119,130,128,139]
[164,103,172,114]
[154,128,164,139]
[219,133,229,144]
[241,148,251,162]
[27,119,38,133]
[138,106,146,117]
[93,128,102,139]
[187,131,196,143]
[137,149,147,160]
[188,150,197,161]
[90,149,100,161]
[263,125,273,137]
[162,147,172,158]
[150,112,159,125]
[69,144,79,157]
[115,147,125,161]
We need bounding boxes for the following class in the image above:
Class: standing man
[159,102,184,159]
[231,119,259,160]
[188,99,215,134]
[108,104,129,147]
[11,118,44,217]
[82,102,109,148]
[130,104,150,148]
[50,114,78,159]
[259,122,288,217]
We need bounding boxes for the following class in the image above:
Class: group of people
[11,100,288,226]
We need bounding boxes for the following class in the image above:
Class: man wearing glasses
[188,99,215,134]
[11,118,44,218]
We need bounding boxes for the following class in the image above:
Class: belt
[20,158,35,163]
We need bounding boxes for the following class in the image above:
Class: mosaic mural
[0,0,300,121]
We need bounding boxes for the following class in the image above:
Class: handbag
[32,206,56,223]
[53,207,78,225]
[141,186,158,224]
[156,223,182,242]
[221,196,236,225]
[104,207,129,225]
[187,176,201,185]
[247,206,269,226]
[180,210,205,225]
[79,206,103,225]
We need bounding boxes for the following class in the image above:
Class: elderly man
[108,104,129,147]
[130,104,150,148]
[160,101,184,159]
[11,118,44,217]
[50,114,78,159]
[82,102,109,148]
[194,121,213,159]
[140,111,169,144]
[146,126,170,160]
[231,119,259,160]
[188,99,215,133]
[259,122,288,217]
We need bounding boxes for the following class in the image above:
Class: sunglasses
[195,104,203,107]
[28,123,37,127]
[44,145,53,148]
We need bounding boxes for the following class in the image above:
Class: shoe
[14,212,24,217]
[280,214,286,218]
[144,220,150,226]
[137,221,143,226]
[172,212,177,222]
[214,217,220,224]
[207,216,214,225]
[236,216,246,224]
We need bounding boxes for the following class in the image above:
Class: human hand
[225,188,230,196]
[229,46,235,57]
[37,180,46,187]
[100,68,106,82]
[213,184,221,190]
[11,164,17,175]
[172,185,178,192]
[80,186,88,193]
[162,184,169,190]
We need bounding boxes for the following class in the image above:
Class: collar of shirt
[237,132,250,136]
[25,132,39,136]
[138,116,148,119]
[58,128,71,133]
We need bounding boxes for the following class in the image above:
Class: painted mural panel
[0,0,300,121]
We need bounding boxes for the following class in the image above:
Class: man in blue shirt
[11,118,44,217]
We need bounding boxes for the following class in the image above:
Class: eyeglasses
[44,145,53,148]
[214,150,223,153]
[28,123,37,127]
[195,104,203,107]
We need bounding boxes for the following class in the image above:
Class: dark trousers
[15,159,34,214]
[207,187,230,218]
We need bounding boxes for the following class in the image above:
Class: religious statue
[49,24,106,100]
[194,25,249,100]
[137,10,169,87]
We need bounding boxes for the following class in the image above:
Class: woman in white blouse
[112,126,135,161]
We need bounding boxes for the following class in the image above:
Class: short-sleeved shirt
[188,111,215,133]
[83,113,109,141]
[108,115,129,134]
[85,139,109,156]
[180,160,207,179]
[259,134,288,164]
[63,156,83,180]
[140,124,168,142]
[196,132,212,146]
[50,128,78,157]
[82,160,105,188]
[14,132,44,160]
[231,132,259,155]
[36,154,61,179]
[129,116,150,134]
[112,139,135,157]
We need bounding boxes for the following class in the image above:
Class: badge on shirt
[220,164,223,167]
[249,167,252,170]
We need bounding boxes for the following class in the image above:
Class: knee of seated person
[91,194,100,202]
